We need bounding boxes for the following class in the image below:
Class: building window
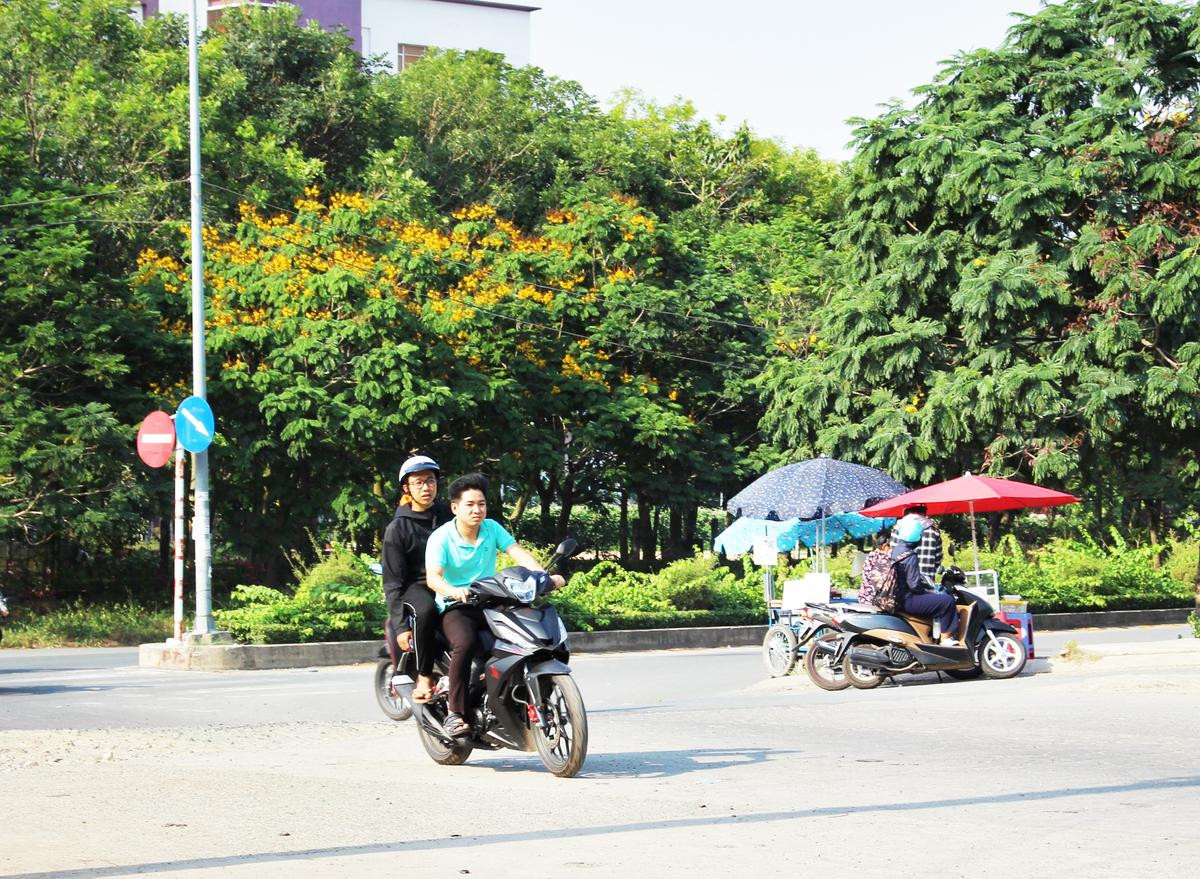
[398,43,427,71]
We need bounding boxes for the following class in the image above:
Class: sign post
[172,444,186,643]
[174,395,215,634]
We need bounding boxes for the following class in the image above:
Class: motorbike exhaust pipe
[847,645,896,670]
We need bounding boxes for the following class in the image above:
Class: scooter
[393,538,588,778]
[815,567,1027,688]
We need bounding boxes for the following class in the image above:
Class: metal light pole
[187,0,214,634]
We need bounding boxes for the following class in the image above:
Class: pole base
[182,630,234,647]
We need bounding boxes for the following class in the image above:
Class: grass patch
[1,602,172,648]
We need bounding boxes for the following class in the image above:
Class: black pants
[385,585,439,678]
[441,604,487,715]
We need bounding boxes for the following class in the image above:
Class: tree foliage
[760,0,1200,536]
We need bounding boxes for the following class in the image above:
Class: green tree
[760,0,1200,542]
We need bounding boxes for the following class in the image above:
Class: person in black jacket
[382,455,452,703]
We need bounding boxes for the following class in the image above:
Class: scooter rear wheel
[374,659,413,721]
[533,674,588,778]
[843,644,886,690]
[803,631,851,691]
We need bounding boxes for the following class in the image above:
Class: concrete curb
[1035,608,1193,630]
[137,609,1196,671]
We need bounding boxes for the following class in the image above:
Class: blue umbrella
[726,456,907,521]
[713,512,896,556]
[779,512,896,549]
[712,517,798,556]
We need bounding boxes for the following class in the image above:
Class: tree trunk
[619,490,630,563]
[540,471,557,536]
[637,496,654,563]
[556,483,575,540]
[506,485,531,526]
[667,505,683,559]
[683,503,698,554]
[158,515,170,590]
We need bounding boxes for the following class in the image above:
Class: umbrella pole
[969,499,980,573]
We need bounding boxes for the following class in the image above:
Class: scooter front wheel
[533,674,588,778]
[979,633,1027,679]
[374,659,413,721]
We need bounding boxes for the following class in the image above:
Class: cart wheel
[762,624,798,677]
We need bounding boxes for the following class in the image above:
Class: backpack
[870,550,913,614]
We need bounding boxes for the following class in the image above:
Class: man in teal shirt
[425,472,561,737]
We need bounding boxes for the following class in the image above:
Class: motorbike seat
[898,612,934,641]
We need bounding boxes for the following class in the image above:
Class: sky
[530,0,1047,161]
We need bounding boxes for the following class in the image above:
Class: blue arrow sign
[175,395,215,453]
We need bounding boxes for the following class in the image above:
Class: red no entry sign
[137,410,176,468]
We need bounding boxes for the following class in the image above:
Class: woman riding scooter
[892,516,960,646]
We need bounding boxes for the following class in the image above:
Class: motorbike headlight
[505,575,538,604]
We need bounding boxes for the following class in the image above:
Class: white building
[137,0,536,71]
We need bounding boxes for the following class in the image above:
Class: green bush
[2,602,172,648]
[554,553,764,631]
[973,537,1193,613]
[1189,612,1199,639]
[214,547,384,644]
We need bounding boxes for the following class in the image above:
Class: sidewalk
[1052,636,1200,671]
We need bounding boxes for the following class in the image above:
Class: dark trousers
[441,604,487,715]
[385,585,439,678]
[902,591,959,636]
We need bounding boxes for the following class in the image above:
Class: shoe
[444,712,470,737]
[939,638,962,647]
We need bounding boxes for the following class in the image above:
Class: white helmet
[399,455,440,483]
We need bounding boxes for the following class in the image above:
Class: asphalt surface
[2,625,1198,878]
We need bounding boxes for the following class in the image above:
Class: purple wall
[295,0,363,52]
[142,1,160,17]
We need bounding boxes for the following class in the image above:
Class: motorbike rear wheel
[803,630,851,691]
[374,659,413,721]
[979,633,1027,679]
[843,643,886,689]
[763,624,798,677]
[416,708,473,765]
[533,674,588,778]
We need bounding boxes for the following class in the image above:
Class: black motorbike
[815,567,1027,688]
[393,538,588,778]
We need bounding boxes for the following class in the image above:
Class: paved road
[0,625,1191,730]
[2,626,1198,878]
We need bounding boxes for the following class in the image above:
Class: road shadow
[0,684,127,696]
[479,746,803,778]
[11,774,1200,879]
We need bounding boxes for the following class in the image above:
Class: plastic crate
[997,610,1035,659]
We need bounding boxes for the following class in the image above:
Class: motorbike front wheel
[373,659,413,721]
[979,633,1027,679]
[533,674,588,778]
[803,630,851,691]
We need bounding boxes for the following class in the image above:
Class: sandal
[444,712,471,737]
[411,675,436,704]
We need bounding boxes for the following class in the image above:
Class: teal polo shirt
[425,518,516,610]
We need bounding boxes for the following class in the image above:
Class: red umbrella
[859,473,1080,570]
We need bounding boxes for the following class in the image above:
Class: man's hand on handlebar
[452,586,472,603]
[550,574,565,590]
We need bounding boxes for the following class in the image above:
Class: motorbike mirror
[554,537,579,559]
